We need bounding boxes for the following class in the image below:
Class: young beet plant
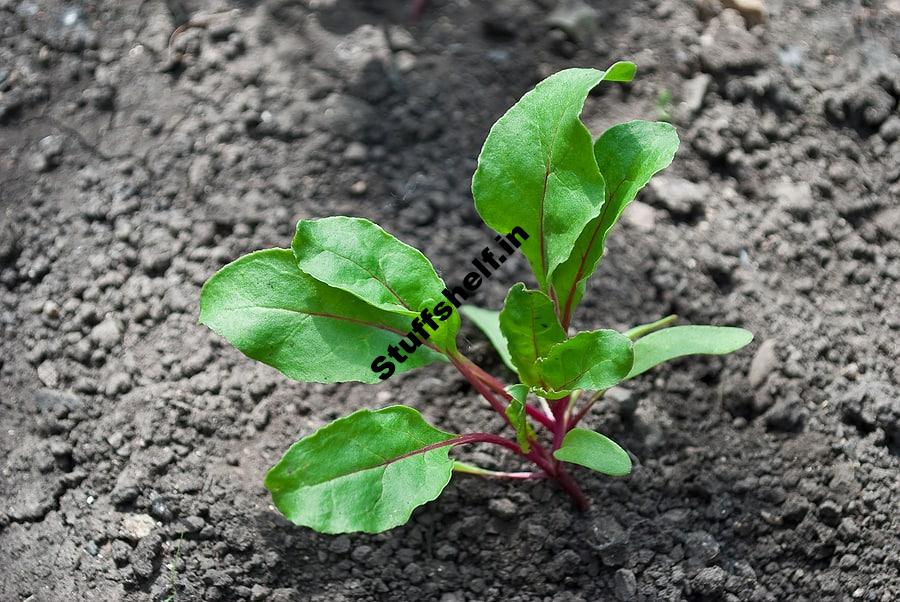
[199,62,753,534]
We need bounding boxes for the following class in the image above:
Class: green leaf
[199,249,444,384]
[505,384,535,452]
[553,428,632,476]
[498,283,566,388]
[472,63,635,289]
[459,305,516,373]
[265,406,455,534]
[534,330,633,399]
[627,325,754,379]
[292,216,459,352]
[552,121,679,324]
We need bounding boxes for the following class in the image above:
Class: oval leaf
[473,63,635,288]
[265,406,455,534]
[552,121,679,325]
[499,283,566,388]
[292,216,459,351]
[459,305,516,372]
[199,249,444,384]
[627,325,754,379]
[554,428,632,476]
[534,330,633,399]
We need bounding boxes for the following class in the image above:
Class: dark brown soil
[2,1,899,600]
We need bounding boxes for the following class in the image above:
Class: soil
[2,0,899,600]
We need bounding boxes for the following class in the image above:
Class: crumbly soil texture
[2,0,899,600]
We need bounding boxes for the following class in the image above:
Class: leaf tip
[604,61,636,83]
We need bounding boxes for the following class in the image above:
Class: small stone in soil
[91,317,123,349]
[487,497,517,520]
[764,399,806,432]
[749,339,778,388]
[614,568,637,600]
[684,530,720,567]
[692,566,727,597]
[350,180,367,195]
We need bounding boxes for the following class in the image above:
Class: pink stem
[450,356,512,424]
[457,356,556,430]
[445,432,525,455]
[555,466,590,511]
[450,355,589,509]
[551,395,570,451]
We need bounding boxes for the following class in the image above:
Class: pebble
[344,142,368,164]
[32,135,64,171]
[174,515,206,535]
[121,513,156,540]
[0,219,18,264]
[350,180,368,196]
[39,134,64,158]
[42,300,61,320]
[764,399,806,432]
[880,116,900,142]
[748,339,777,387]
[545,0,599,47]
[646,176,709,220]
[91,317,123,349]
[395,50,417,73]
[34,388,82,414]
[130,534,162,580]
[613,568,637,600]
[623,201,657,232]
[692,566,727,596]
[684,530,720,567]
[592,516,630,567]
[699,11,769,74]
[722,0,766,27]
[106,372,132,396]
[329,535,351,554]
[149,497,173,522]
[37,361,60,387]
[351,545,372,562]
[772,180,814,220]
[681,74,711,117]
[487,497,517,520]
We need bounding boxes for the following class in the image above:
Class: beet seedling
[199,62,753,534]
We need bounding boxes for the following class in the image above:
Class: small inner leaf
[553,428,632,477]
[534,330,634,399]
[264,406,455,534]
[460,305,516,372]
[498,284,566,388]
[627,325,754,379]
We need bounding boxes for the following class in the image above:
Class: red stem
[450,354,590,510]
[551,395,570,451]
[555,466,590,511]
[450,356,512,424]
[457,356,556,430]
[444,432,524,455]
